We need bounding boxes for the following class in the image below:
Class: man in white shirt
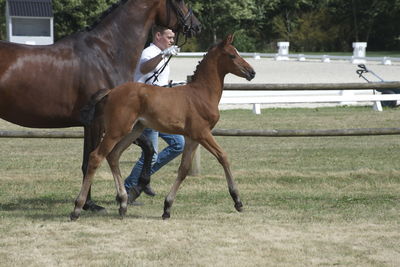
[125,26,184,204]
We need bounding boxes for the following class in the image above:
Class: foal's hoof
[162,212,170,220]
[70,212,80,221]
[83,200,107,213]
[235,202,243,212]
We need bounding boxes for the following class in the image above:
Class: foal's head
[215,34,256,81]
[156,0,201,38]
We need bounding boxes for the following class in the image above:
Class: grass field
[0,107,399,266]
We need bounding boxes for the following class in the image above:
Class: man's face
[156,29,175,50]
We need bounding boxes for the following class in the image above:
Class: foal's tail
[79,88,111,126]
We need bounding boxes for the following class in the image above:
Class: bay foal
[70,34,256,220]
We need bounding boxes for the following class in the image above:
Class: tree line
[1,0,399,52]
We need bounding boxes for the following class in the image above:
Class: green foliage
[52,0,118,40]
[191,0,259,48]
[178,35,200,52]
[194,0,400,51]
[0,0,5,40]
[232,29,257,52]
[1,0,399,51]
[286,9,342,52]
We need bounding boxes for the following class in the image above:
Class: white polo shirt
[134,43,170,86]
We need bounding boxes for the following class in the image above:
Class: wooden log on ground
[0,130,84,138]
[2,128,400,139]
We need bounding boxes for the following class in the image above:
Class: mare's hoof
[162,212,170,220]
[83,200,107,213]
[235,202,243,212]
[70,212,80,221]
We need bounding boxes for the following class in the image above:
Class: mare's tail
[79,88,111,126]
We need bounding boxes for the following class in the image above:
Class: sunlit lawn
[0,106,399,266]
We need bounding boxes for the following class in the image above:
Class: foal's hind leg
[82,121,106,212]
[163,138,199,219]
[106,123,145,217]
[70,135,120,221]
[199,132,243,212]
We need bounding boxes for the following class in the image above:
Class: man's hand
[160,45,180,58]
[140,46,179,74]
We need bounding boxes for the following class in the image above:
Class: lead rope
[145,32,186,85]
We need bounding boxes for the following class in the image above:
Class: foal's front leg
[163,138,199,219]
[199,132,243,212]
[106,124,145,218]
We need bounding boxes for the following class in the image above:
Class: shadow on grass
[1,195,70,210]
[0,194,165,221]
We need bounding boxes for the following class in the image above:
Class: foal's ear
[221,34,234,47]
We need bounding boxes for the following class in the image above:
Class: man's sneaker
[127,186,141,204]
[143,185,156,197]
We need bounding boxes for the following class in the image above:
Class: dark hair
[151,25,169,38]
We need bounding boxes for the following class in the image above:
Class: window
[12,18,51,37]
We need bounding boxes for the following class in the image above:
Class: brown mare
[0,0,200,212]
[70,34,256,220]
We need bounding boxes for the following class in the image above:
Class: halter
[166,0,195,37]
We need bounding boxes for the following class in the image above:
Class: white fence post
[351,42,367,64]
[253,53,261,60]
[297,54,306,61]
[275,42,290,61]
[252,103,261,114]
[382,57,392,65]
[321,55,331,63]
[372,100,383,111]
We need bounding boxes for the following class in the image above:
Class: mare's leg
[71,134,121,221]
[162,138,199,219]
[198,132,243,212]
[82,121,106,212]
[106,123,145,217]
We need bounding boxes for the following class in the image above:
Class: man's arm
[139,46,180,74]
[140,54,163,75]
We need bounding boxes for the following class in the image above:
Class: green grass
[0,106,400,266]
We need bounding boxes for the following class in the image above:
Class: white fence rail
[220,93,400,104]
[177,53,400,65]
[220,82,400,113]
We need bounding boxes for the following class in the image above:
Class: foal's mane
[85,0,129,31]
[191,44,218,82]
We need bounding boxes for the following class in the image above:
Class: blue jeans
[124,128,185,190]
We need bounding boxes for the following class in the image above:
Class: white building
[5,0,54,45]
